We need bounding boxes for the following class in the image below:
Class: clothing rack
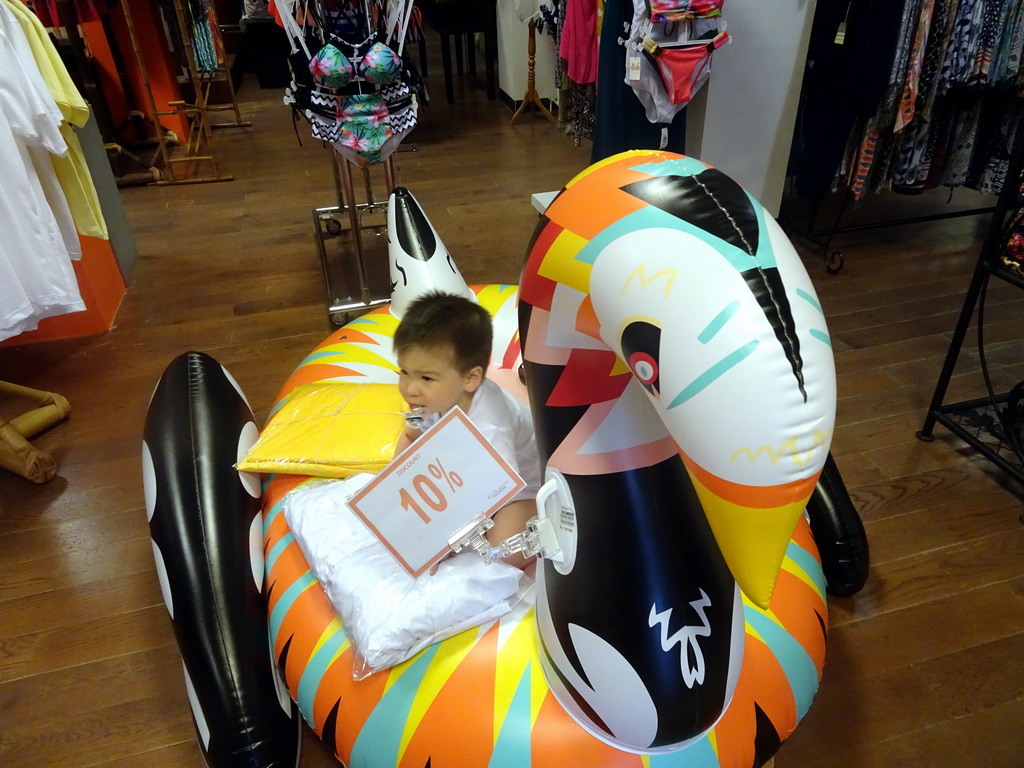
[280,0,422,322]
[510,17,556,126]
[787,0,1024,272]
[789,186,996,274]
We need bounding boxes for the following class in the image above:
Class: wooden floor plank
[828,528,1024,627]
[779,698,1024,768]
[0,693,194,768]
[0,606,173,684]
[774,662,952,764]
[0,570,163,642]
[915,632,1024,719]
[849,464,1016,521]
[0,645,181,731]
[822,583,1024,682]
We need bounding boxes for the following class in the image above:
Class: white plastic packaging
[282,474,528,679]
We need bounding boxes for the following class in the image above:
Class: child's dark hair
[393,291,492,373]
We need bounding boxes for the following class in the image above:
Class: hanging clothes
[28,0,107,27]
[792,0,906,202]
[891,0,953,191]
[544,0,598,145]
[7,0,108,240]
[894,0,935,133]
[617,1,729,127]
[560,0,598,85]
[848,0,921,198]
[592,0,686,162]
[792,0,1024,203]
[179,0,221,73]
[0,0,85,342]
[274,0,422,167]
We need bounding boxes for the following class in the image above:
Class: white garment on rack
[515,0,543,23]
[0,1,81,261]
[0,3,85,342]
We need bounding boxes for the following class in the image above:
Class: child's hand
[396,409,440,456]
[394,427,419,456]
[486,499,536,571]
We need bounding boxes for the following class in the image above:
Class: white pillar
[686,0,818,216]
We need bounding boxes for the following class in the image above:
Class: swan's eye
[621,321,661,396]
[630,352,658,386]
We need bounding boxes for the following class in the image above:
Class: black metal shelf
[932,394,1024,483]
[991,263,1024,290]
[917,127,1024,504]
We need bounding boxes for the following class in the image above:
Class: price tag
[834,21,846,45]
[348,407,526,577]
[628,56,642,81]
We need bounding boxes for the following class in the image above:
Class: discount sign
[347,407,526,577]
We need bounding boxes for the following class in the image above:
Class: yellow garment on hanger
[4,0,109,240]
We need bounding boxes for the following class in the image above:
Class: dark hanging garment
[791,0,909,202]
[591,0,687,163]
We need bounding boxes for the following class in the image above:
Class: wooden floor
[2,58,1024,768]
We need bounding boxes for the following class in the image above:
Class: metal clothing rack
[916,127,1024,513]
[313,150,400,325]
[289,0,420,323]
[789,184,996,275]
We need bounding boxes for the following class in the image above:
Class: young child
[393,291,542,569]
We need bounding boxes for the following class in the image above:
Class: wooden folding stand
[0,381,71,483]
[120,0,242,184]
[510,19,556,126]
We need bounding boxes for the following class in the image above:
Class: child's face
[397,344,482,416]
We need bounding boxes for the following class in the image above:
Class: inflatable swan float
[142,150,868,768]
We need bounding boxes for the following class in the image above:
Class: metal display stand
[314,151,399,325]
[282,0,418,323]
[916,129,1024,512]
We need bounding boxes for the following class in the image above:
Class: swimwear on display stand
[142,150,869,768]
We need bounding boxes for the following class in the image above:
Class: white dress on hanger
[0,3,85,342]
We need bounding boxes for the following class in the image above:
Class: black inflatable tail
[807,453,870,597]
[142,352,301,768]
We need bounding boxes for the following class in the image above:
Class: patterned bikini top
[310,36,402,89]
